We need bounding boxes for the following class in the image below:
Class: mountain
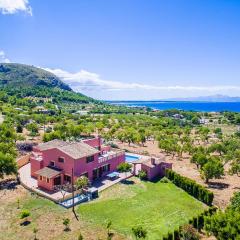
[0,63,97,104]
[163,94,240,102]
[0,63,71,91]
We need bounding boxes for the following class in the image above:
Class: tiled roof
[59,142,99,159]
[37,139,68,151]
[36,139,99,159]
[36,167,62,178]
[133,154,166,168]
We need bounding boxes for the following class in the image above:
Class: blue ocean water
[108,101,240,112]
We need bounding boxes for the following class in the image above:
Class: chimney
[151,158,156,165]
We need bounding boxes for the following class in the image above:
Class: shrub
[180,224,200,240]
[138,170,147,180]
[20,209,30,219]
[165,169,214,205]
[160,177,170,183]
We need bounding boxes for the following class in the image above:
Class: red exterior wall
[37,175,55,191]
[74,153,125,181]
[30,158,43,178]
[83,137,101,149]
[41,148,75,176]
[141,162,173,180]
[31,138,126,190]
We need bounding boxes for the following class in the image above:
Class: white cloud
[0,50,10,63]
[0,0,32,15]
[44,67,240,93]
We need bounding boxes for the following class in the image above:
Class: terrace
[98,150,125,164]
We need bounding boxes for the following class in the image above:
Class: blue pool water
[125,154,140,163]
[59,194,89,208]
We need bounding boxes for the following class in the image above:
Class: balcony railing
[98,151,125,164]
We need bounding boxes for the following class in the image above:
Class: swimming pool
[125,154,140,163]
[59,194,89,208]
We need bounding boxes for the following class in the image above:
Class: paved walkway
[19,163,132,201]
[92,172,132,192]
[19,163,67,201]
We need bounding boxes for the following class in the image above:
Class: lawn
[78,178,206,239]
[0,185,125,240]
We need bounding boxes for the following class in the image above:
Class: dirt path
[116,140,240,209]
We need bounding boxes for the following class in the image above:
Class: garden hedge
[165,169,214,205]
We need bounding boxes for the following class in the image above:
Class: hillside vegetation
[0,63,96,105]
[0,63,71,90]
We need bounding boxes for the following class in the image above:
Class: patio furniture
[106,171,120,180]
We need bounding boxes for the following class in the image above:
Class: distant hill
[0,63,71,91]
[0,63,97,104]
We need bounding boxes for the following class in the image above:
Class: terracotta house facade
[132,156,172,180]
[30,137,125,191]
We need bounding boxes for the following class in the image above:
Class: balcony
[30,152,43,162]
[98,150,125,164]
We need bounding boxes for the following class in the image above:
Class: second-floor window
[58,157,65,163]
[49,161,55,167]
[86,155,94,163]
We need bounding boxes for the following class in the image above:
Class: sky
[1,0,240,100]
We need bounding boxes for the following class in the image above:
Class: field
[0,178,206,240]
[78,177,206,239]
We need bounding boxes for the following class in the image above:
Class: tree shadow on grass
[208,182,229,190]
[20,220,31,226]
[120,179,135,185]
[64,228,71,232]
[0,179,18,191]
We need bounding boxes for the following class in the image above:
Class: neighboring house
[172,114,184,120]
[200,118,209,125]
[30,137,125,191]
[132,155,172,180]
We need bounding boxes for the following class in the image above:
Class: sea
[107,101,240,112]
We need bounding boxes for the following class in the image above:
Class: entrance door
[54,176,61,185]
[99,167,103,178]
[93,169,98,180]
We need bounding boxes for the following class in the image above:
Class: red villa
[30,137,125,191]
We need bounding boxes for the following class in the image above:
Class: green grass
[78,178,206,239]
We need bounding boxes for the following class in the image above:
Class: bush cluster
[162,206,217,240]
[165,169,214,206]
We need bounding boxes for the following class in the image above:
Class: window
[86,155,94,163]
[40,176,43,181]
[81,172,89,178]
[47,178,50,183]
[58,157,65,163]
[102,164,110,173]
[64,175,71,183]
[49,161,55,167]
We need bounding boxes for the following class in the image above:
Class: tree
[132,226,147,239]
[117,162,132,177]
[138,170,147,180]
[16,124,23,133]
[0,152,17,178]
[20,209,30,225]
[63,218,70,231]
[180,224,200,240]
[33,227,38,240]
[78,232,84,240]
[191,153,208,169]
[75,176,89,193]
[201,157,224,183]
[106,220,114,240]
